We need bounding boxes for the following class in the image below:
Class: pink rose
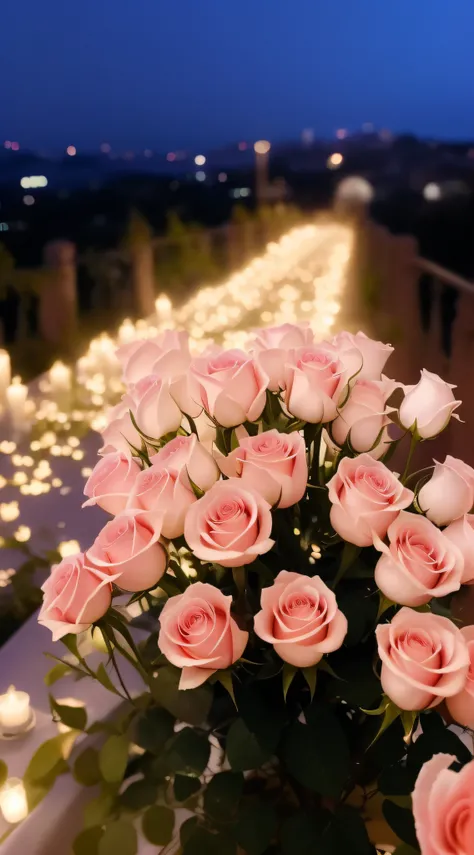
[126,375,183,441]
[374,511,463,607]
[38,552,112,641]
[376,607,470,710]
[254,570,347,667]
[158,582,249,689]
[184,478,274,568]
[331,376,398,452]
[399,369,461,439]
[446,626,474,728]
[190,349,268,428]
[87,509,167,592]
[327,454,414,547]
[444,515,474,583]
[99,400,141,456]
[412,753,474,855]
[332,330,394,380]
[418,455,474,527]
[249,322,314,391]
[150,434,219,492]
[83,451,141,514]
[118,330,191,385]
[128,436,219,539]
[283,342,353,424]
[219,428,307,508]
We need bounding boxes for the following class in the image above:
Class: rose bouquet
[35,324,474,855]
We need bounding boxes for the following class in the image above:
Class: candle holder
[0,779,29,824]
[0,686,36,741]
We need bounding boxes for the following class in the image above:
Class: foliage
[23,322,474,855]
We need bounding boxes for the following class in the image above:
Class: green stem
[402,432,419,483]
[102,633,135,704]
[333,543,361,587]
[110,632,150,686]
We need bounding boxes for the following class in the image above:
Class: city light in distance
[195,171,206,182]
[144,149,153,158]
[254,140,271,155]
[66,146,76,157]
[23,195,35,206]
[20,176,48,189]
[218,172,228,183]
[194,154,206,166]
[4,141,11,150]
[231,187,251,198]
[327,152,344,169]
[423,182,441,201]
[238,141,248,151]
[166,152,176,162]
[100,143,111,154]
[336,129,348,140]
[10,142,19,151]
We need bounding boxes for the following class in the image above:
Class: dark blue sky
[2,0,473,151]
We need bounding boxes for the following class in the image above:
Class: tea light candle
[118,318,136,345]
[49,360,71,393]
[155,293,172,321]
[0,779,28,824]
[0,686,31,732]
[0,349,11,401]
[6,380,28,424]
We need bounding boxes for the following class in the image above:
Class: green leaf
[393,846,420,855]
[326,643,381,707]
[283,704,350,798]
[283,663,298,700]
[333,543,361,586]
[407,712,471,779]
[98,820,137,855]
[329,805,374,854]
[99,735,129,784]
[234,801,277,855]
[142,805,175,846]
[183,827,237,855]
[366,701,401,747]
[185,470,205,499]
[180,816,199,847]
[302,666,317,700]
[379,763,413,796]
[44,662,72,686]
[226,718,271,771]
[376,593,395,621]
[216,670,237,707]
[0,761,7,789]
[280,811,328,855]
[204,772,243,820]
[23,734,69,784]
[83,791,114,829]
[73,747,101,787]
[167,727,210,776]
[50,696,87,731]
[382,800,418,849]
[337,584,378,646]
[120,779,159,811]
[150,666,212,725]
[135,707,175,754]
[95,663,121,696]
[73,827,104,855]
[174,774,201,802]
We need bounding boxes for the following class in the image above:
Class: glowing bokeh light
[66,146,76,157]
[194,154,206,166]
[254,140,271,155]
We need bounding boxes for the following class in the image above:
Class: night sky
[2,0,473,151]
